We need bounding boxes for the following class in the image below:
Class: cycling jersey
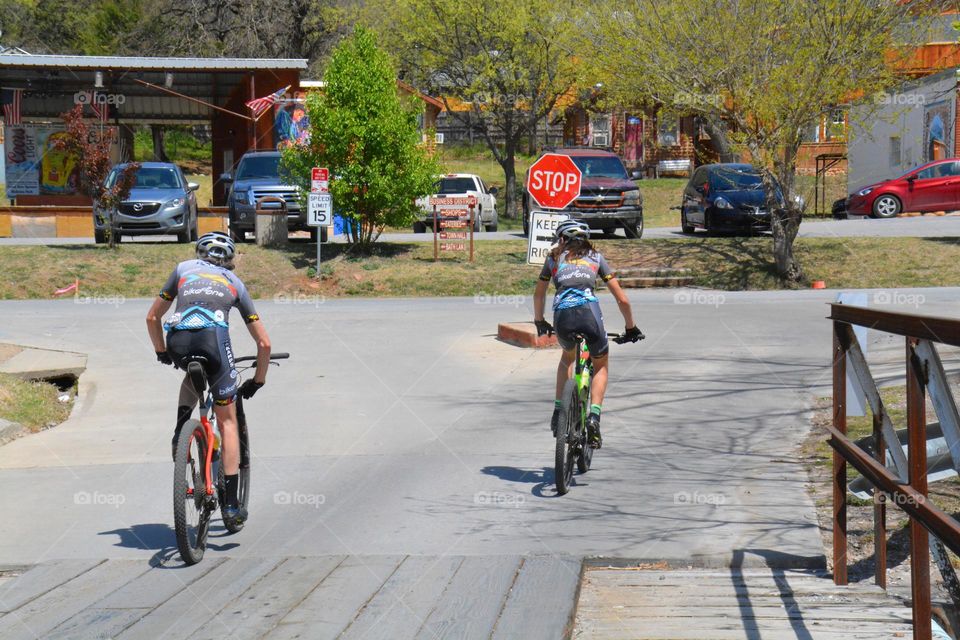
[538,250,615,311]
[159,259,259,331]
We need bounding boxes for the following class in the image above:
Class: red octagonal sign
[527,153,582,210]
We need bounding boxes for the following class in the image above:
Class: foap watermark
[474,293,527,308]
[675,90,723,109]
[273,292,326,307]
[874,491,925,508]
[73,293,126,307]
[74,490,126,508]
[469,92,529,107]
[673,290,725,308]
[73,91,127,107]
[474,491,526,508]
[873,91,926,107]
[872,290,925,308]
[273,490,325,508]
[674,491,727,506]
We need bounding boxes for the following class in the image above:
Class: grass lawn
[1,236,959,301]
[0,373,72,432]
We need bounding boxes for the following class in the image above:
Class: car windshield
[237,155,280,180]
[710,167,763,191]
[570,156,628,179]
[106,166,180,189]
[437,177,476,193]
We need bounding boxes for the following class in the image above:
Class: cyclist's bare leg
[590,353,609,406]
[213,402,239,475]
[556,348,576,399]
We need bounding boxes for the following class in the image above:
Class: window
[658,115,679,146]
[437,177,477,194]
[570,155,628,179]
[889,137,901,169]
[590,114,611,147]
[824,109,846,142]
[236,155,280,180]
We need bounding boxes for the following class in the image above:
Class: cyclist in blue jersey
[533,220,642,448]
[146,231,271,527]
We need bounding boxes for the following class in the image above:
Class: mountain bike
[555,332,643,495]
[173,352,288,565]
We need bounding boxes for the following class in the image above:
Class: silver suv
[222,150,319,242]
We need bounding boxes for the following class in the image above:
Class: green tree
[281,26,440,246]
[587,0,934,281]
[372,0,579,218]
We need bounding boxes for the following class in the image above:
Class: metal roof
[0,54,307,71]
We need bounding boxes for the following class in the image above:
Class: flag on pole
[2,88,22,125]
[53,278,79,296]
[245,85,290,119]
[89,100,109,123]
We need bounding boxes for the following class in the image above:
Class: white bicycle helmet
[554,220,590,242]
[196,231,236,266]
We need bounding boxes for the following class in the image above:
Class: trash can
[255,196,288,247]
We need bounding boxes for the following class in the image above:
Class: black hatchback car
[679,163,779,234]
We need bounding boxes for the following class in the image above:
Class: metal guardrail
[827,303,960,640]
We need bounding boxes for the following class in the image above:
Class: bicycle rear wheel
[174,420,212,564]
[577,373,594,473]
[555,379,579,495]
[220,420,251,533]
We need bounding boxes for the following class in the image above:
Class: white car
[415,173,499,232]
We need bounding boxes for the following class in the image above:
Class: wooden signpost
[431,196,476,262]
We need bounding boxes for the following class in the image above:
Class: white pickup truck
[415,173,499,232]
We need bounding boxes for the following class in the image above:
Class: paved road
[1,288,959,637]
[0,214,956,246]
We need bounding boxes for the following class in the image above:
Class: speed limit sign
[308,193,332,226]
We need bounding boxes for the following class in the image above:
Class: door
[684,168,709,226]
[908,162,960,211]
[624,116,643,164]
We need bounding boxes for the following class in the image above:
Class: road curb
[497,322,558,348]
[0,417,28,446]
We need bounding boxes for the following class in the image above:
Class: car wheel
[602,227,618,238]
[413,221,427,234]
[177,228,191,243]
[229,224,247,243]
[94,229,106,244]
[622,216,644,239]
[522,212,530,237]
[680,209,695,234]
[190,217,198,242]
[475,207,483,232]
[872,194,901,219]
[485,221,498,232]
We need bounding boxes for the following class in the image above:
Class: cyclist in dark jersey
[533,220,642,448]
[146,231,271,527]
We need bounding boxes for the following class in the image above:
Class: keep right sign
[526,153,582,210]
[526,211,570,265]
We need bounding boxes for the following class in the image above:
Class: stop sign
[527,153,582,209]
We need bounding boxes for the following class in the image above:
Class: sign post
[430,196,476,262]
[308,167,331,274]
[525,154,582,264]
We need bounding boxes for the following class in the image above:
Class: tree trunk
[702,119,736,163]
[500,153,517,219]
[766,146,803,282]
[151,125,170,162]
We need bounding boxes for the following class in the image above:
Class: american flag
[2,88,22,125]
[245,85,290,119]
[89,99,109,123]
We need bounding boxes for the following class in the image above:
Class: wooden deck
[574,567,916,640]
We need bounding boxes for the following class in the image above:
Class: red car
[847,158,960,218]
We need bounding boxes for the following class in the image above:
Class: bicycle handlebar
[235,352,289,364]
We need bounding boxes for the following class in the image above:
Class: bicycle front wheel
[555,379,579,495]
[174,420,211,565]
[221,420,251,534]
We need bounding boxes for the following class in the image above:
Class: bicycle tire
[221,421,251,534]
[555,379,578,495]
[577,391,594,473]
[174,420,211,565]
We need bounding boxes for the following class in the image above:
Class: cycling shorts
[166,326,239,405]
[554,301,608,357]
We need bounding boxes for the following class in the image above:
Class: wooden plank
[91,558,223,610]
[0,559,149,640]
[0,559,104,613]
[339,555,463,640]
[189,556,343,640]
[116,557,282,640]
[265,555,404,640]
[47,608,148,640]
[493,556,581,640]
[415,555,520,639]
[574,604,912,622]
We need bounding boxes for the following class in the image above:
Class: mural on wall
[274,91,310,149]
[923,100,954,162]
[4,125,119,197]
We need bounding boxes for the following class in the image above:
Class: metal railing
[827,303,960,640]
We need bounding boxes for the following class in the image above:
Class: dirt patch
[0,344,23,365]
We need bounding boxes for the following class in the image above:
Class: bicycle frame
[573,338,593,427]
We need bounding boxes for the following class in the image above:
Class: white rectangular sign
[308,193,332,226]
[526,211,570,265]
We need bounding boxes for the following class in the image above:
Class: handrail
[829,304,960,348]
